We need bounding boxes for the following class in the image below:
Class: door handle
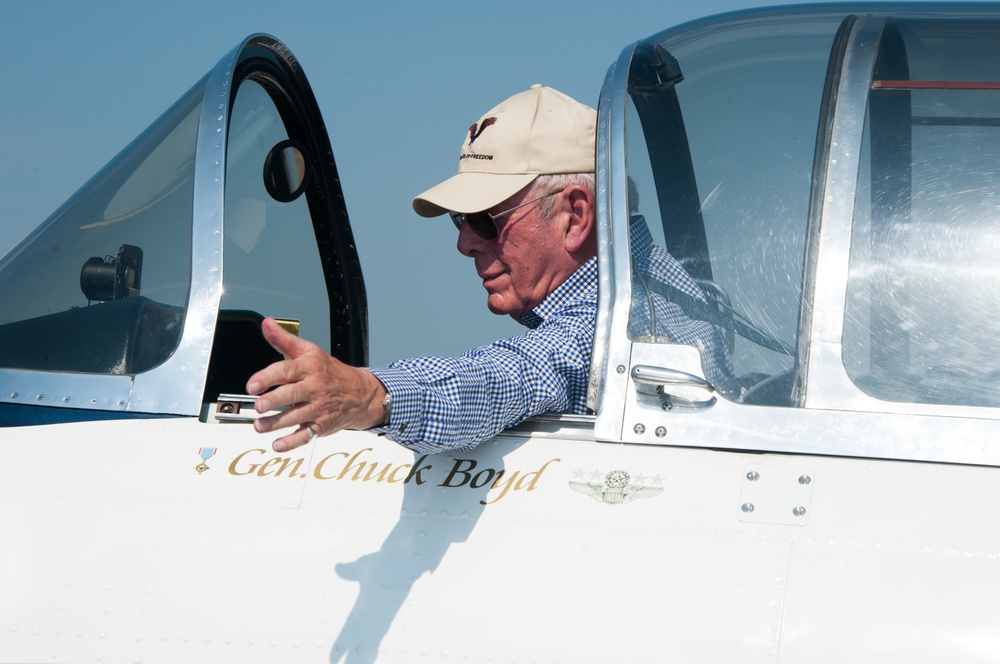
[630,365,717,410]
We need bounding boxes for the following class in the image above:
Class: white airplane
[3,4,1000,662]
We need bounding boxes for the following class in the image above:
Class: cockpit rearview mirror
[263,139,310,203]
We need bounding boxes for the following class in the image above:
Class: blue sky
[1,0,838,366]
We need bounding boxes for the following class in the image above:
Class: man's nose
[456,221,486,256]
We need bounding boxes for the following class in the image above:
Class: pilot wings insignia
[569,470,663,505]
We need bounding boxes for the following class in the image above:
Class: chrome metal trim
[621,342,1000,466]
[505,413,597,440]
[592,42,639,442]
[806,15,883,363]
[127,39,242,414]
[588,59,617,414]
[0,371,133,412]
[793,14,859,408]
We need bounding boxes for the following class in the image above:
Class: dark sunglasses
[449,190,561,240]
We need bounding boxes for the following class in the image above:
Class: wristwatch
[381,392,392,425]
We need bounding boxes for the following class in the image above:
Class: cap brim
[412,172,538,217]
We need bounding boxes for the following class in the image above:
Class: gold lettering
[256,457,283,476]
[483,458,561,504]
[315,450,415,483]
[337,448,376,480]
[483,470,518,505]
[273,457,306,478]
[361,463,393,482]
[314,452,349,480]
[228,449,267,476]
[515,458,561,492]
[389,462,412,483]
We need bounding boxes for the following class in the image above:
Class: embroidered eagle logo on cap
[467,117,497,152]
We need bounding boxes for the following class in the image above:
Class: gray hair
[525,173,596,219]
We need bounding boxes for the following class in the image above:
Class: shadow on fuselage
[329,439,523,663]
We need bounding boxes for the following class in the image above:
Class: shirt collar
[520,256,598,329]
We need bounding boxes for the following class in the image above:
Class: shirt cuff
[367,366,423,442]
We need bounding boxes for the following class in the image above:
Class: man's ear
[563,185,596,254]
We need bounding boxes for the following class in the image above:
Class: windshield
[843,18,1000,407]
[0,79,203,375]
[624,14,839,403]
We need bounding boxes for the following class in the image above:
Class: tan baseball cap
[412,84,596,217]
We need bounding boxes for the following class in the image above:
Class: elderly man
[248,84,730,455]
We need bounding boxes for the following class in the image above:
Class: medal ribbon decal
[195,447,218,475]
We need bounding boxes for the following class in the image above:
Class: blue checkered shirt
[628,216,734,385]
[371,257,597,454]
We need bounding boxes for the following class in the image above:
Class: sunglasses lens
[466,212,498,240]
[450,211,498,240]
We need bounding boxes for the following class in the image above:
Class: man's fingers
[261,317,314,359]
[252,378,325,428]
[271,424,319,453]
[250,376,310,414]
[246,322,317,396]
[255,408,321,450]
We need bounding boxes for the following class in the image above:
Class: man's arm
[248,298,594,455]
[370,304,594,454]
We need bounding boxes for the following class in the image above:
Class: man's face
[456,187,567,322]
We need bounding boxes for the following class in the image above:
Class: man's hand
[246,318,388,453]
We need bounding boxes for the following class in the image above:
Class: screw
[616,365,626,374]
[655,426,667,438]
[633,423,646,435]
[793,506,807,517]
[741,503,755,514]
[746,471,759,482]
[798,475,812,485]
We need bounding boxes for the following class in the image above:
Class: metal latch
[212,393,264,423]
[630,364,716,410]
